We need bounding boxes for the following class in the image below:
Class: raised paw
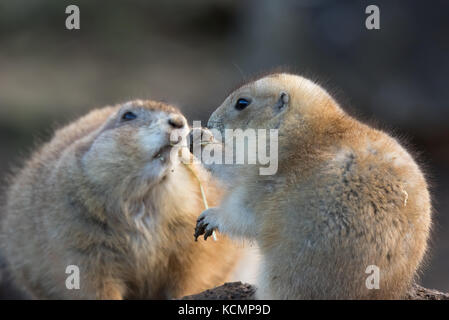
[194,208,219,241]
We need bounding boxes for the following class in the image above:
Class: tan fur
[0,100,239,299]
[195,73,432,299]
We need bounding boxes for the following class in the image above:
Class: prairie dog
[194,73,432,299]
[0,100,240,299]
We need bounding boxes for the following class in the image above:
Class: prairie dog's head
[208,73,342,135]
[81,100,189,189]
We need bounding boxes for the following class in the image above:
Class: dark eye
[122,111,137,121]
[235,98,251,110]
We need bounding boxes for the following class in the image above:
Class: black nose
[168,115,185,129]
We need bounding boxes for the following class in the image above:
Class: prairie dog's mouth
[152,129,188,161]
[153,139,186,161]
[153,144,173,160]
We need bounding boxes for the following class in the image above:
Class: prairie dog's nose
[168,114,185,129]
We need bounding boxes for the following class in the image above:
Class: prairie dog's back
[3,107,117,207]
[2,107,118,255]
[264,124,430,298]
[49,107,117,153]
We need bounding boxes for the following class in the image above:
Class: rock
[406,283,449,300]
[180,282,256,300]
[180,282,449,300]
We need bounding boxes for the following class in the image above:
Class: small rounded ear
[274,91,289,113]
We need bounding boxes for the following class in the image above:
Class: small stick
[183,162,217,241]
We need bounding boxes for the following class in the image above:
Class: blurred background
[0,0,448,298]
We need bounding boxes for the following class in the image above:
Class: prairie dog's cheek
[137,127,166,156]
[141,159,168,181]
[82,135,122,184]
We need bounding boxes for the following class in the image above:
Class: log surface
[180,282,449,300]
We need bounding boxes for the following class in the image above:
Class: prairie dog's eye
[122,111,137,121]
[235,98,251,110]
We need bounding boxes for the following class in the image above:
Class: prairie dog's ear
[274,91,289,113]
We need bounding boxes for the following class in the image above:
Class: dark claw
[204,228,214,241]
[194,221,208,241]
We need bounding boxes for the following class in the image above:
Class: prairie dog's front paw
[194,208,220,241]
